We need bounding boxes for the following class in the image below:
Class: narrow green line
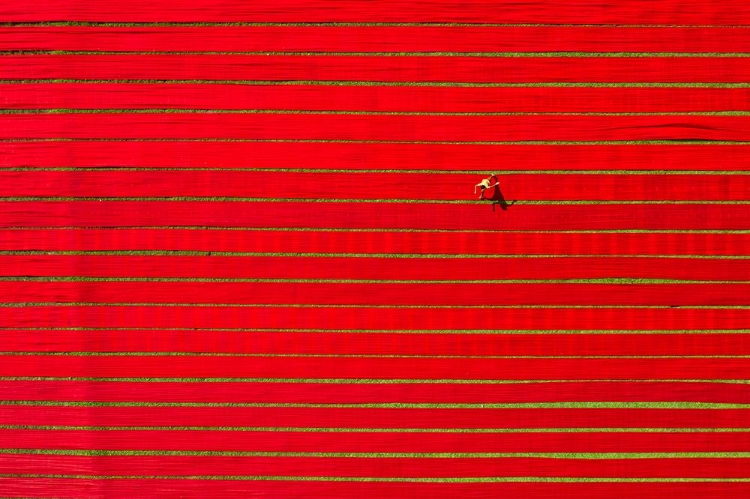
[3,326,750,335]
[6,50,750,57]
[2,474,750,483]
[6,109,750,116]
[1,21,748,28]
[3,277,748,284]
[2,352,745,360]
[3,227,750,235]
[3,425,750,433]
[3,303,750,310]
[5,167,750,175]
[2,449,750,459]
[1,377,747,384]
[2,138,750,146]
[3,197,750,205]
[3,79,750,88]
[2,250,750,259]
[1,138,748,145]
[4,304,750,311]
[2,402,749,409]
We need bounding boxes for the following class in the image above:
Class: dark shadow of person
[488,181,516,212]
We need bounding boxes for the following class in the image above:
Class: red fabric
[2,305,748,330]
[3,380,750,403]
[2,2,748,496]
[5,171,750,201]
[2,479,750,499]
[3,0,748,24]
[4,84,750,113]
[4,142,749,171]
[2,229,749,255]
[3,27,750,53]
[4,55,750,82]
[4,428,750,452]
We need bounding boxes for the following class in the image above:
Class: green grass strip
[2,401,749,409]
[2,449,750,459]
[2,21,750,28]
[3,79,750,88]
[4,425,750,433]
[1,377,747,384]
[3,277,749,284]
[6,109,750,116]
[4,326,750,334]
[2,474,750,483]
[6,50,750,57]
[4,197,750,205]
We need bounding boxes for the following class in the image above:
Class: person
[474,174,499,200]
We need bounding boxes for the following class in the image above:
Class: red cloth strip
[2,406,748,428]
[2,380,749,403]
[3,0,748,25]
[3,230,749,256]
[2,306,748,330]
[3,114,750,141]
[3,202,750,230]
[3,27,750,53]
[2,256,749,281]
[5,171,750,201]
[3,331,750,357]
[2,429,750,453]
[4,281,750,306]
[0,355,747,380]
[3,142,747,171]
[5,84,750,113]
[4,55,750,83]
[2,454,750,478]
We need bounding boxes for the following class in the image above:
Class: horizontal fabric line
[3,353,747,359]
[4,327,750,334]
[4,475,750,483]
[3,22,750,27]
[7,110,750,116]
[2,139,748,145]
[4,55,750,83]
[5,426,750,433]
[7,168,750,175]
[1,278,747,284]
[5,429,750,457]
[4,379,749,403]
[4,405,749,429]
[4,255,749,282]
[4,114,750,141]
[5,304,750,309]
[1,27,749,54]
[5,85,750,114]
[4,80,750,87]
[5,305,748,330]
[0,355,747,381]
[0,479,748,498]
[2,378,748,384]
[6,51,750,57]
[4,228,750,233]
[0,193,747,203]
[4,451,750,459]
[5,0,749,25]
[3,402,748,409]
[4,142,750,172]
[4,252,749,259]
[5,202,750,231]
[4,282,750,306]
[8,333,750,356]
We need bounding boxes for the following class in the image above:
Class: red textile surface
[1,2,749,497]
